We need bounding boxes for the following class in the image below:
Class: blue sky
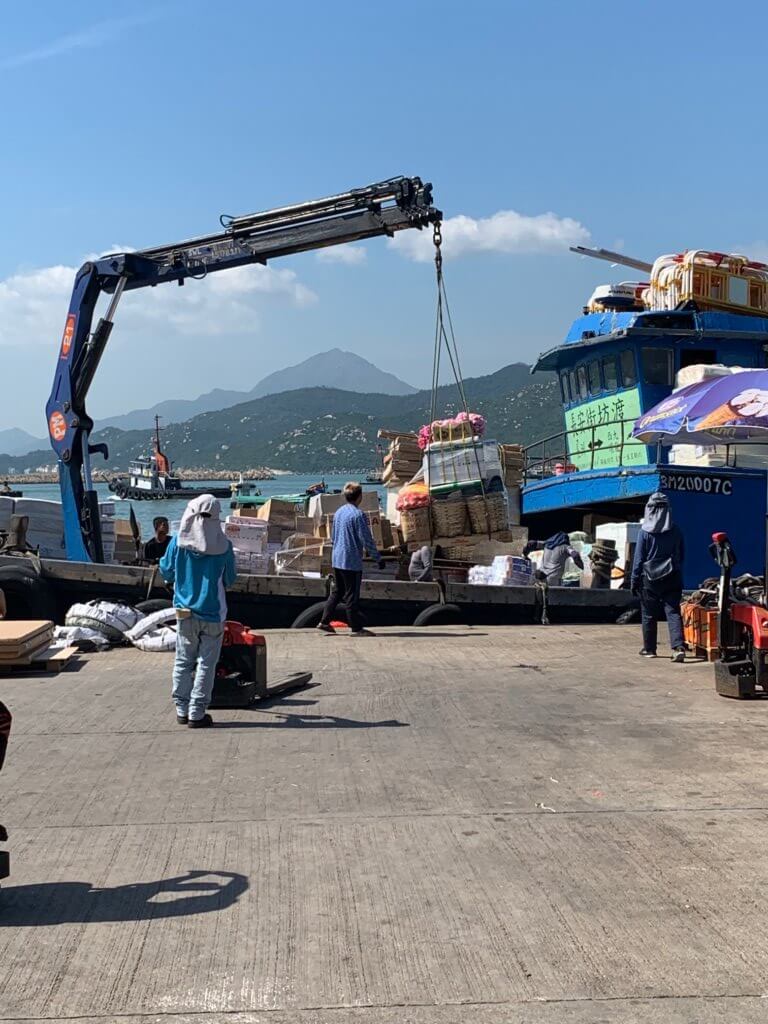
[3,0,768,434]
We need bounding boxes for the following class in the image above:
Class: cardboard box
[283,533,326,550]
[234,551,269,575]
[313,511,383,547]
[366,511,383,548]
[308,491,379,522]
[275,543,331,576]
[257,498,300,528]
[295,515,314,535]
[224,519,267,553]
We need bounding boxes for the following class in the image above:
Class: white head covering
[177,494,229,555]
[641,491,673,535]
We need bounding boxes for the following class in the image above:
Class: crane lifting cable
[428,226,493,541]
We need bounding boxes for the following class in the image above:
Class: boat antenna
[569,246,654,275]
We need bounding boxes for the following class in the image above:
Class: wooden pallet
[691,644,720,663]
[0,645,80,675]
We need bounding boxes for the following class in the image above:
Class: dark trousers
[641,585,684,652]
[321,568,364,632]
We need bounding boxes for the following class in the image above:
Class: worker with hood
[523,531,584,586]
[630,492,686,662]
[160,495,237,728]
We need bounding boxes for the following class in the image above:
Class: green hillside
[0,363,561,473]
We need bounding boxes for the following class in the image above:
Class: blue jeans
[172,615,225,721]
[641,586,684,653]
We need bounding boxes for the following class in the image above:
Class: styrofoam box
[385,490,401,526]
[424,439,502,488]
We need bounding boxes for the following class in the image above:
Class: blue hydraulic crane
[46,176,440,562]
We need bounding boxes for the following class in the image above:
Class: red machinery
[0,701,10,881]
[711,532,768,698]
[210,622,313,708]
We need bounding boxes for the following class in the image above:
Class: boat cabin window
[569,369,578,402]
[587,360,601,396]
[577,365,588,399]
[620,349,637,387]
[559,372,570,404]
[642,347,674,386]
[601,355,618,392]
[679,349,717,369]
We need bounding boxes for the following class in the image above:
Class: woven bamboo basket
[430,493,468,538]
[400,505,431,543]
[440,542,476,561]
[466,492,507,534]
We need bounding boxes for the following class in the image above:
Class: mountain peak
[96,349,418,432]
[249,350,417,399]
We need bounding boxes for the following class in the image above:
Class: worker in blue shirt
[318,482,382,636]
[160,495,237,727]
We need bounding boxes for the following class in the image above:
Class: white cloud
[389,209,591,262]
[316,244,367,266]
[0,13,161,70]
[0,259,316,347]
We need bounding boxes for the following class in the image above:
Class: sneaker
[188,713,214,729]
[350,628,375,637]
[639,649,657,658]
[672,648,686,663]
[176,715,189,725]
[316,622,336,634]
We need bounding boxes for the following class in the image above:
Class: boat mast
[153,415,171,476]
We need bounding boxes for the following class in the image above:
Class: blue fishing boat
[522,248,768,587]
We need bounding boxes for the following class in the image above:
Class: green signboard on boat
[564,387,648,470]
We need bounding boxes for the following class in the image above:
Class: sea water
[13,475,387,541]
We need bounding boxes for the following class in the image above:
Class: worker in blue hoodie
[631,492,686,662]
[160,495,237,728]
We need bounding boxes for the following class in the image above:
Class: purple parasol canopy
[632,370,768,445]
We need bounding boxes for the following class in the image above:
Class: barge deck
[0,555,634,627]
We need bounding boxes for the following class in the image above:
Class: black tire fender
[412,602,463,627]
[0,565,58,621]
[291,601,329,629]
[135,598,173,614]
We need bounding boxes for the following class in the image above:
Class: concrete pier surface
[2,624,768,1023]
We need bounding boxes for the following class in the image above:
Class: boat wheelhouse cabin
[522,252,768,587]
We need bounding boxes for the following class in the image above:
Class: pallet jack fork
[711,532,768,698]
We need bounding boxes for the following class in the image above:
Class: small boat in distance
[365,443,384,483]
[108,417,230,501]
[229,478,328,511]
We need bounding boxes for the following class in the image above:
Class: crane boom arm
[46,176,440,562]
[569,245,654,275]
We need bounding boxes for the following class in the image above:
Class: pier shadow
[369,631,488,639]
[216,712,408,729]
[0,869,248,927]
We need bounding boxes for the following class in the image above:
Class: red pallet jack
[0,701,10,881]
[209,622,314,708]
[711,532,768,698]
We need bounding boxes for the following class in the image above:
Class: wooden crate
[682,602,719,657]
